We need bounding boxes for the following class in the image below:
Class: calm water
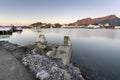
[1,28,120,80]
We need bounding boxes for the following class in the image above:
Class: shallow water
[1,28,120,80]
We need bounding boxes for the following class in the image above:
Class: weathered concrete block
[64,36,71,46]
[37,34,47,43]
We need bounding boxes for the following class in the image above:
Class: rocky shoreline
[0,35,85,80]
[22,50,84,80]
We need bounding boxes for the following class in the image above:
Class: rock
[37,43,46,49]
[52,48,57,55]
[50,66,64,80]
[22,52,85,80]
[64,72,71,80]
[46,51,53,57]
[73,67,80,71]
[32,48,37,54]
[36,70,50,80]
[46,48,56,57]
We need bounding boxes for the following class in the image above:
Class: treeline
[30,22,62,28]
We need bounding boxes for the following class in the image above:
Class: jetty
[0,26,22,35]
[0,27,12,34]
[0,41,35,80]
[23,34,85,80]
[30,34,72,65]
[0,35,85,80]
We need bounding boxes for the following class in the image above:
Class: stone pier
[0,34,85,80]
[23,34,85,80]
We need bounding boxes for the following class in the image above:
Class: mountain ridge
[70,15,120,26]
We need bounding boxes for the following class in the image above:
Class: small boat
[15,27,22,31]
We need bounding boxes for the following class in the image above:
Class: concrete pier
[23,35,85,80]
[0,26,22,35]
[0,27,12,35]
[55,36,72,65]
[0,41,35,80]
[0,35,85,80]
[36,34,72,65]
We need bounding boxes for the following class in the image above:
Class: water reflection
[0,35,12,42]
[41,29,120,39]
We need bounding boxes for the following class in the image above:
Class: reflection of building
[100,23,115,29]
[87,24,100,28]
[0,25,22,35]
[0,34,11,39]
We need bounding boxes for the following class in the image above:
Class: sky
[0,0,120,26]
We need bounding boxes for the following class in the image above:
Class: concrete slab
[0,44,35,80]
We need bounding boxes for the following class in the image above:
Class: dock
[0,27,12,34]
[0,26,22,35]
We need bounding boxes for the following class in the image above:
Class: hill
[70,15,120,26]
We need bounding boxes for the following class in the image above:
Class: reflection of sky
[72,36,120,80]
[41,28,120,40]
[1,28,120,45]
[8,29,40,45]
[0,35,11,41]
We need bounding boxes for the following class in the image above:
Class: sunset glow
[0,0,120,25]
